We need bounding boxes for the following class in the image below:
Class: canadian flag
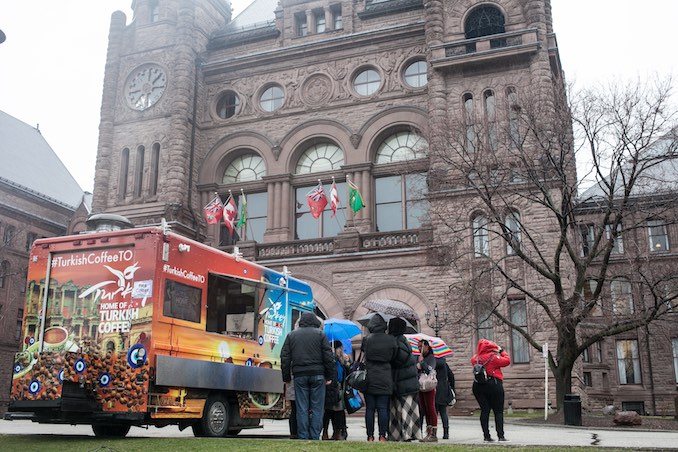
[329,181,339,218]
[223,194,237,236]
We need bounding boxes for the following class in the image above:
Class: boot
[332,429,343,441]
[429,427,438,442]
[322,429,329,440]
[443,427,449,439]
[420,426,437,443]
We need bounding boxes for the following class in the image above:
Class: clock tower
[92,0,231,237]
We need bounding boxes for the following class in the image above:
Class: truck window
[206,274,257,339]
[163,279,202,323]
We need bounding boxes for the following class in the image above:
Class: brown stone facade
[89,0,677,416]
[0,182,84,413]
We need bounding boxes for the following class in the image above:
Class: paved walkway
[1,415,677,449]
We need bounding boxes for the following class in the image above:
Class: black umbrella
[363,299,420,321]
[356,312,417,333]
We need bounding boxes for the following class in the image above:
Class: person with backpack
[471,339,511,442]
[434,357,455,439]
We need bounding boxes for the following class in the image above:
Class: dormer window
[465,5,505,39]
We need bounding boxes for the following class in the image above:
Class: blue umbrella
[324,318,361,354]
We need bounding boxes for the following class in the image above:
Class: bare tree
[428,76,678,409]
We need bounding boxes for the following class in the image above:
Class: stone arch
[280,119,354,171]
[198,132,274,185]
[349,284,433,333]
[299,275,346,320]
[358,107,429,163]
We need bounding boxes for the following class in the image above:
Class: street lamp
[425,303,449,336]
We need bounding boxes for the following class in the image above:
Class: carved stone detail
[300,73,333,106]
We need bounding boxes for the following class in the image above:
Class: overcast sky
[0,0,675,192]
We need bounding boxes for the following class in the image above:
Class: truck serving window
[163,279,202,323]
[206,274,256,339]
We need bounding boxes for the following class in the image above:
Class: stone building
[90,0,677,415]
[0,110,88,413]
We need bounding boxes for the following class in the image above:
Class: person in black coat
[388,317,422,441]
[362,313,397,442]
[281,312,336,440]
[434,358,455,439]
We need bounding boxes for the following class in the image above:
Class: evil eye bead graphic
[127,344,147,369]
[28,379,41,395]
[245,358,253,366]
[14,363,22,373]
[258,336,264,346]
[99,372,112,387]
[58,369,65,384]
[74,358,87,374]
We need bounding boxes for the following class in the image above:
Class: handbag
[346,351,368,392]
[344,386,365,414]
[447,387,457,407]
[418,367,438,392]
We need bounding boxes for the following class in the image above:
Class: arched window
[484,90,497,151]
[375,173,428,232]
[134,145,145,198]
[375,131,428,163]
[222,154,266,183]
[150,143,160,196]
[295,143,344,174]
[472,215,489,257]
[119,148,129,200]
[611,277,634,315]
[504,211,521,255]
[507,87,520,147]
[0,260,9,288]
[465,5,506,39]
[463,93,476,152]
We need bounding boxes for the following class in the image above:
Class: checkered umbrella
[405,333,453,358]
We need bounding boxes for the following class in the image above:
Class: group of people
[280,311,510,442]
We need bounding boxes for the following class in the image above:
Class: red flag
[306,182,328,219]
[329,181,339,218]
[204,193,223,225]
[223,194,237,235]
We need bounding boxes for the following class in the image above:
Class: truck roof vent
[86,213,134,232]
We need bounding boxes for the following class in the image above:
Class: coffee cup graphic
[43,327,69,351]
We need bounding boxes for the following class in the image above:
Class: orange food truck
[6,223,314,437]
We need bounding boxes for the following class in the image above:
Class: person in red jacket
[471,339,511,442]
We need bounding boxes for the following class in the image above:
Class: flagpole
[330,176,344,230]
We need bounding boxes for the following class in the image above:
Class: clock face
[126,64,167,111]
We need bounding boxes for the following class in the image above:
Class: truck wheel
[92,424,131,437]
[192,395,229,437]
[227,429,242,436]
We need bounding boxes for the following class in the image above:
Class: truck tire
[192,395,229,437]
[92,423,131,437]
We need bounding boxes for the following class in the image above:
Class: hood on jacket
[299,312,321,328]
[388,317,407,336]
[367,313,388,333]
[476,338,500,355]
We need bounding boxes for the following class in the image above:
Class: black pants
[435,403,449,431]
[323,409,346,436]
[472,378,505,439]
[289,401,297,438]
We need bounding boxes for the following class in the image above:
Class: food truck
[6,222,314,437]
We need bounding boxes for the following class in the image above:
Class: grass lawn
[0,435,628,452]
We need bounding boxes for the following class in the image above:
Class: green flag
[237,194,247,228]
[348,180,365,213]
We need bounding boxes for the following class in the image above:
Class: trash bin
[563,393,582,426]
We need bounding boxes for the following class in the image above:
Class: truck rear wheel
[92,423,131,437]
[192,395,229,437]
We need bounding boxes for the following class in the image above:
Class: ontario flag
[223,194,237,236]
[329,180,339,218]
[306,181,328,219]
[204,193,223,225]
